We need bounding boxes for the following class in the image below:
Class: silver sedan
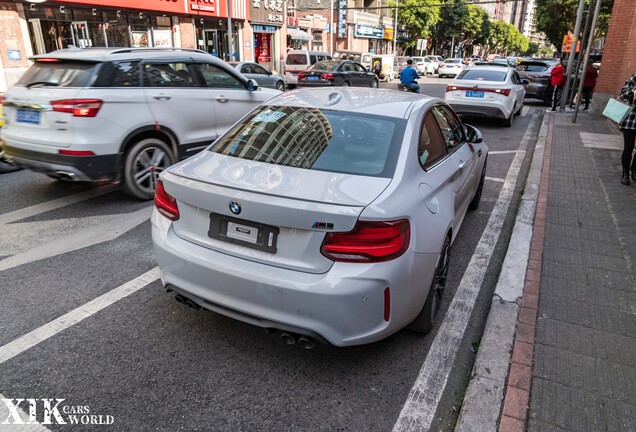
[229,61,286,91]
[152,88,488,347]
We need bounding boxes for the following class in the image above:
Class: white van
[285,50,332,87]
[333,50,373,70]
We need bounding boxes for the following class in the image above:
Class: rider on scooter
[400,59,420,93]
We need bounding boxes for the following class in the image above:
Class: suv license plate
[465,91,485,98]
[17,109,41,124]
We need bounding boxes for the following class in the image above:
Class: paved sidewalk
[457,111,636,431]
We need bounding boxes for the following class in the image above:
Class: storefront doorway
[71,21,91,48]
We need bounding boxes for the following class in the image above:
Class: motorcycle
[397,80,419,93]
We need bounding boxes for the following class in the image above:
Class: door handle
[153,95,171,101]
[458,160,466,169]
[216,96,228,103]
[477,149,482,157]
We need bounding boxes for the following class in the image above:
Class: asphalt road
[0,82,545,431]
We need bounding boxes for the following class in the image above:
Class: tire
[468,157,487,211]
[370,79,378,88]
[0,151,20,173]
[409,235,451,334]
[275,81,285,91]
[504,106,515,127]
[515,103,523,116]
[342,81,350,87]
[122,138,176,200]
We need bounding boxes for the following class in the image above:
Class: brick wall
[0,2,30,91]
[179,20,196,48]
[590,0,636,115]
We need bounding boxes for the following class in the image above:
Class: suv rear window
[286,54,308,65]
[17,60,98,88]
[211,105,405,177]
[458,69,507,81]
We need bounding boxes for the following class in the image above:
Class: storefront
[249,0,283,71]
[353,23,391,54]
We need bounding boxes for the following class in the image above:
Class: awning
[288,28,313,41]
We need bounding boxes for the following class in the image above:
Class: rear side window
[93,61,140,87]
[419,111,448,169]
[143,62,196,87]
[287,54,308,65]
[457,69,507,81]
[310,55,318,65]
[17,61,97,88]
[211,105,405,177]
[431,106,465,152]
[195,63,244,89]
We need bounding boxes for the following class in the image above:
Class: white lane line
[0,206,152,272]
[0,185,118,226]
[0,267,160,365]
[392,112,539,432]
[487,150,519,155]
[0,394,52,431]
[521,106,530,117]
[485,176,505,183]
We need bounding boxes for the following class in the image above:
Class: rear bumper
[449,103,507,119]
[152,211,438,347]
[3,144,120,181]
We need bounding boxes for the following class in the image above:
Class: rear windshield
[518,63,550,72]
[445,59,461,63]
[309,61,338,71]
[458,69,507,81]
[210,105,405,177]
[17,60,98,87]
[286,54,308,65]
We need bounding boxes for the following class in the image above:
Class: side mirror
[246,79,259,91]
[520,78,530,85]
[267,71,272,76]
[464,124,483,144]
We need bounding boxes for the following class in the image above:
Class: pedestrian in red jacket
[549,59,566,111]
[582,61,598,110]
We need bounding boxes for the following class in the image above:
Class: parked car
[412,56,435,75]
[284,50,332,88]
[396,56,411,75]
[297,60,379,88]
[492,58,517,68]
[438,58,466,78]
[0,96,20,173]
[152,87,488,347]
[444,66,527,127]
[516,59,557,105]
[0,47,280,199]
[229,61,285,91]
[425,55,444,74]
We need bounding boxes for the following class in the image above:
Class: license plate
[208,213,279,253]
[17,109,41,124]
[465,91,485,98]
[308,76,319,81]
[291,72,299,76]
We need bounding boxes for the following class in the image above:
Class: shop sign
[255,33,271,62]
[383,28,393,41]
[337,0,347,38]
[190,0,216,14]
[8,50,22,61]
[354,24,383,39]
[252,25,277,33]
[250,0,283,25]
[58,0,185,15]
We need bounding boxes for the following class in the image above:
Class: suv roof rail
[108,47,209,55]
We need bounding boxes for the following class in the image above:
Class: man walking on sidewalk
[549,59,565,112]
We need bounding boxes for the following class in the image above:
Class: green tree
[525,41,540,56]
[535,0,614,53]
[389,0,441,51]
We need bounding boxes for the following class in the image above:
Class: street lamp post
[226,0,234,61]
[393,0,398,54]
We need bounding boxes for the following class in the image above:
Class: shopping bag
[602,98,631,123]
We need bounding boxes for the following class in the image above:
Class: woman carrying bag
[619,73,636,186]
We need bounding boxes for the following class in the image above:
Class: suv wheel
[123,138,175,200]
[275,81,285,91]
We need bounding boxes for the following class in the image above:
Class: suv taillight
[320,220,410,263]
[51,99,103,117]
[155,179,179,221]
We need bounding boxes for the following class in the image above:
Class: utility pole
[567,0,594,109]
[560,0,585,112]
[226,0,234,61]
[572,0,602,123]
[393,0,399,54]
[329,0,334,54]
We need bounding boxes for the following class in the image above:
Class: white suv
[0,47,280,199]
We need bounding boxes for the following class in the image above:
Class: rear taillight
[298,72,306,79]
[51,99,103,117]
[155,179,179,221]
[320,219,410,263]
[320,73,334,79]
[58,150,95,156]
[494,88,511,96]
[0,94,4,105]
[446,85,455,92]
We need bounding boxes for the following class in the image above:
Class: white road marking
[0,185,118,226]
[0,206,152,272]
[392,113,539,432]
[487,150,519,155]
[521,106,530,117]
[485,176,505,183]
[0,267,160,365]
[0,394,52,431]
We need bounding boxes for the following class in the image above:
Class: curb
[455,112,550,432]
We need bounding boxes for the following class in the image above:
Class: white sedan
[444,66,527,127]
[438,58,466,78]
[412,56,435,75]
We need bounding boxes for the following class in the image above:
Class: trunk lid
[163,152,392,273]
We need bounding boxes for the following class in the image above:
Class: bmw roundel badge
[229,201,241,215]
